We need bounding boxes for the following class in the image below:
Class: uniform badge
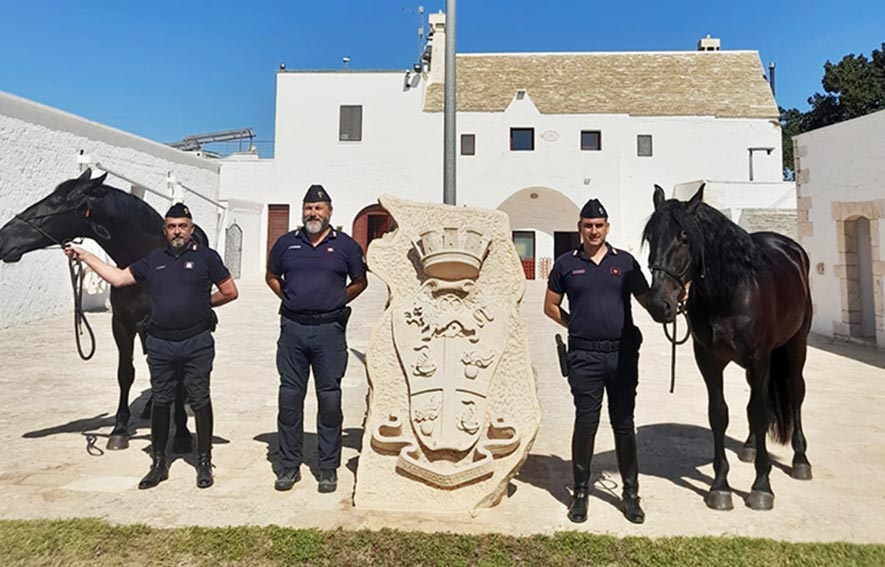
[610,266,621,276]
[570,268,586,276]
[185,261,194,270]
[327,247,335,253]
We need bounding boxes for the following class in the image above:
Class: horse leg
[172,380,193,453]
[746,356,775,510]
[695,344,733,510]
[107,315,135,450]
[738,432,756,463]
[785,325,812,480]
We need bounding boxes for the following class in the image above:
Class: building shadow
[517,423,798,512]
[809,333,885,369]
[254,427,364,479]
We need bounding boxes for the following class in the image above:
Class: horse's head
[0,168,108,262]
[642,184,705,323]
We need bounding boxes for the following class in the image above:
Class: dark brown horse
[0,169,198,452]
[642,184,812,511]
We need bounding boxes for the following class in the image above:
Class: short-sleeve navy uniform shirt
[129,240,231,331]
[267,228,366,314]
[547,243,650,341]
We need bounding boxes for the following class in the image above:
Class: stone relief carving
[356,195,541,513]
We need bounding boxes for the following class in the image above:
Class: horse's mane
[94,185,164,236]
[644,200,767,304]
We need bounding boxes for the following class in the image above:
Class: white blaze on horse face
[164,217,194,249]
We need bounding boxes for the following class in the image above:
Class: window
[580,130,601,151]
[637,134,653,157]
[339,105,362,141]
[510,128,534,151]
[461,134,476,156]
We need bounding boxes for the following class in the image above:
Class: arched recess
[352,203,395,254]
[497,187,580,279]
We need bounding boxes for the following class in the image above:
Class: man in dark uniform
[265,184,367,493]
[544,198,650,524]
[65,203,238,489]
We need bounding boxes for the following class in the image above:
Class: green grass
[1,518,883,566]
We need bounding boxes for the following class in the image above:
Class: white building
[222,13,791,279]
[0,90,223,329]
[794,109,885,349]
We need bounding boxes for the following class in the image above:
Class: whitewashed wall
[794,110,885,343]
[673,180,795,221]
[0,90,220,329]
[225,70,782,277]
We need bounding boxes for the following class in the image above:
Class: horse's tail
[767,344,794,444]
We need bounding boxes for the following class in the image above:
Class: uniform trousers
[276,317,348,471]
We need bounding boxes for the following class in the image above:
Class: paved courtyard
[0,274,883,542]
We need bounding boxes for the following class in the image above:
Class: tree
[779,42,885,179]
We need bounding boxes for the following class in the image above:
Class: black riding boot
[139,404,171,490]
[194,402,214,488]
[615,432,645,524]
[568,427,595,523]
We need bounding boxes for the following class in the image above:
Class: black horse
[0,169,199,452]
[642,184,813,511]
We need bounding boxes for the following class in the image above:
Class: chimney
[697,34,721,51]
[427,11,447,84]
[768,62,776,96]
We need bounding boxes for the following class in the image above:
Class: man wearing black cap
[265,184,367,493]
[65,203,238,489]
[543,197,651,524]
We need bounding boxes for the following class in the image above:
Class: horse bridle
[649,261,692,394]
[11,208,109,361]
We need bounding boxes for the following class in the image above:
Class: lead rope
[68,254,96,360]
[13,213,97,360]
[662,303,691,393]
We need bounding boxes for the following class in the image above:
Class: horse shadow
[254,427,364,479]
[22,388,155,439]
[519,423,761,512]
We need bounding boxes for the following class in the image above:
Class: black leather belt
[282,307,349,326]
[569,337,622,352]
[148,321,211,341]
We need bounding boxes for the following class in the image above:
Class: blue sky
[1,1,882,155]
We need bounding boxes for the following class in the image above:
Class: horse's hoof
[791,463,813,481]
[106,435,130,451]
[705,490,734,510]
[746,490,774,510]
[738,446,756,463]
[172,435,193,454]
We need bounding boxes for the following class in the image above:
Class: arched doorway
[352,204,395,254]
[497,188,580,280]
[224,223,243,280]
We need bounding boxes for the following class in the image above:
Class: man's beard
[304,217,329,235]
[169,236,188,249]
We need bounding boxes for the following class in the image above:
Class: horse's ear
[687,183,705,213]
[78,168,92,181]
[91,172,108,186]
[83,173,109,198]
[653,185,666,210]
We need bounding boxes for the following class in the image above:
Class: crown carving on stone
[413,227,491,280]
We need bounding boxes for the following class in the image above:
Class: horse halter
[649,262,691,311]
[14,205,110,246]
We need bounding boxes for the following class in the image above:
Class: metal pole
[443,0,457,205]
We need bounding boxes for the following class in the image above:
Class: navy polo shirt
[267,228,366,314]
[547,243,649,341]
[129,240,231,331]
